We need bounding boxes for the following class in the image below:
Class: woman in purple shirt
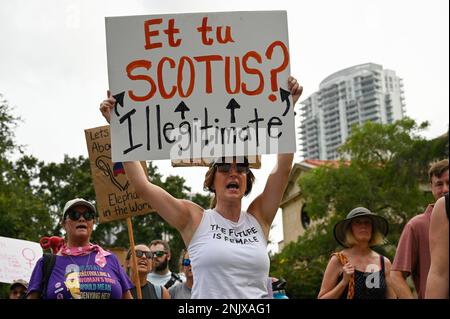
[27,198,133,299]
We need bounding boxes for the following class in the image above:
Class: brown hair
[344,227,385,247]
[203,163,255,208]
[428,159,449,182]
[149,239,171,254]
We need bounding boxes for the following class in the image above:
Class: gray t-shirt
[147,272,172,287]
[169,282,191,299]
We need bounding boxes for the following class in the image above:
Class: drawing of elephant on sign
[95,155,130,192]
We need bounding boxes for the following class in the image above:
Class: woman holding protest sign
[100,76,302,298]
[27,198,134,299]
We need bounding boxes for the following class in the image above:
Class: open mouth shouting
[137,259,149,269]
[226,181,240,193]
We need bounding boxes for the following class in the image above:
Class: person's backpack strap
[155,285,162,299]
[332,252,355,299]
[41,253,56,299]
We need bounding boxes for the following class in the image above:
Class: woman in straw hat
[318,207,396,299]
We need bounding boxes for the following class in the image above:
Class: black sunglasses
[182,258,191,266]
[135,250,153,259]
[215,163,249,174]
[152,250,168,258]
[65,210,95,221]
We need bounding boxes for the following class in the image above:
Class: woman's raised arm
[248,77,302,236]
[100,92,203,243]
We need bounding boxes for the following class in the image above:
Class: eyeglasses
[182,258,191,267]
[135,250,153,259]
[215,163,249,174]
[65,210,95,221]
[152,250,167,258]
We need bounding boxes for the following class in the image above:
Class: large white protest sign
[105,11,295,162]
[0,236,43,284]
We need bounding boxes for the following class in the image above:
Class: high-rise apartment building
[298,63,405,160]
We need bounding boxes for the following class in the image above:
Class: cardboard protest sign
[85,125,152,223]
[105,11,294,163]
[0,236,42,284]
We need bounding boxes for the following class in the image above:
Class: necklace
[64,252,92,299]
[65,250,92,271]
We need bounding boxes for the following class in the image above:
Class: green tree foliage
[0,95,54,297]
[1,93,211,285]
[270,118,448,298]
[0,94,19,156]
[0,95,53,241]
[35,155,94,235]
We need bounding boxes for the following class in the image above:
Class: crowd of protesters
[2,80,447,299]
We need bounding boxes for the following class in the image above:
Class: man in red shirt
[391,159,449,298]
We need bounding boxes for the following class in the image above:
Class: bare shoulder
[328,253,346,267]
[246,200,272,237]
[325,254,344,277]
[180,198,204,211]
[339,249,351,259]
[177,199,206,245]
[181,199,207,231]
[181,199,204,219]
[371,250,391,269]
[329,254,340,264]
[247,194,262,215]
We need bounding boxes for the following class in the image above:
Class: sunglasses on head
[135,250,153,259]
[215,163,249,174]
[182,258,191,267]
[65,210,96,221]
[152,250,167,258]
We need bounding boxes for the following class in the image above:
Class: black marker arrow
[226,98,240,123]
[280,88,291,116]
[175,101,190,120]
[113,91,125,116]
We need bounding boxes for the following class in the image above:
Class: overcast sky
[1,0,448,253]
